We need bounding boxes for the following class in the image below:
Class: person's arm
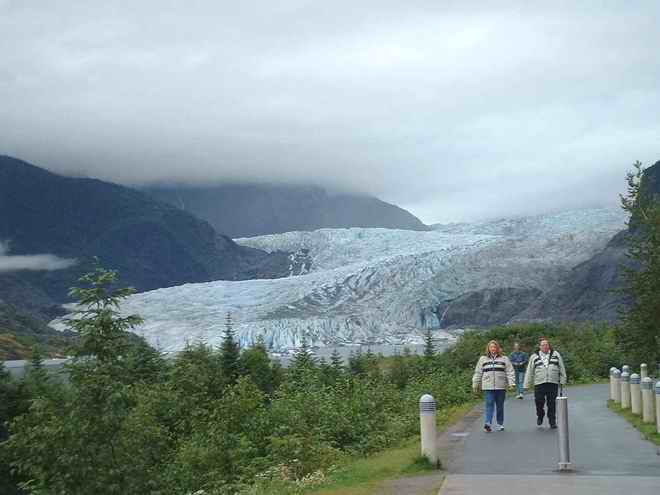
[523,356,534,389]
[557,352,567,385]
[472,357,484,391]
[505,356,515,388]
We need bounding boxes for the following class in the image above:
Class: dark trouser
[534,383,559,425]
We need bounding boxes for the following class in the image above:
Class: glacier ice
[51,208,627,353]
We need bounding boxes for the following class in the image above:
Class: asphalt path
[439,384,660,494]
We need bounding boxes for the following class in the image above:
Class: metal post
[419,394,438,466]
[609,367,617,400]
[613,369,621,403]
[621,371,631,409]
[656,382,660,434]
[641,377,654,424]
[556,391,571,471]
[640,363,648,382]
[630,374,641,415]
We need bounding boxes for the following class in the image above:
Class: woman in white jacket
[472,340,515,432]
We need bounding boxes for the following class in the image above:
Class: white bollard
[419,394,438,466]
[630,374,641,415]
[621,371,631,409]
[609,367,618,400]
[656,382,660,434]
[641,377,655,424]
[613,369,622,403]
[622,365,631,375]
[640,363,648,382]
[556,394,572,471]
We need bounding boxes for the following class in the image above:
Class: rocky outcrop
[510,231,631,324]
[434,287,543,328]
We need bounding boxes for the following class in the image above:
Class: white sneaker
[497,424,505,431]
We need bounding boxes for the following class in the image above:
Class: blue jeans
[484,389,506,426]
[515,369,525,395]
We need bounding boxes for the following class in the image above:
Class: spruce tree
[288,335,317,386]
[220,312,241,386]
[290,334,317,371]
[423,329,435,360]
[241,335,275,394]
[330,349,344,373]
[617,161,660,365]
[25,344,49,394]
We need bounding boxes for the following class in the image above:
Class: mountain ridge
[0,155,293,319]
[145,183,429,238]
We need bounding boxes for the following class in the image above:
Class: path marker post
[556,387,572,471]
[613,369,621,404]
[621,371,631,409]
[630,373,641,415]
[641,377,654,424]
[656,382,660,434]
[609,367,617,400]
[419,394,438,467]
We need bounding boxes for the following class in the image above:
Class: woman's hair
[484,340,502,357]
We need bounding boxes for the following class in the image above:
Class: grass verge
[607,400,660,446]
[306,400,479,495]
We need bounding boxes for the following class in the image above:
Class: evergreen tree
[617,161,660,365]
[389,351,409,389]
[423,328,435,360]
[348,348,365,376]
[123,337,168,384]
[290,335,317,370]
[288,335,317,385]
[25,344,49,396]
[241,335,276,394]
[220,312,241,386]
[0,368,30,495]
[6,264,149,494]
[330,349,344,374]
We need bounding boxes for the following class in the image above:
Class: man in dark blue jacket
[510,342,528,399]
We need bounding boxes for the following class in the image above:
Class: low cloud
[1,2,659,223]
[0,241,76,273]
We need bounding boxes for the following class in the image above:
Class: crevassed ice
[52,208,627,353]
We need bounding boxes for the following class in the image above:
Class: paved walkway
[438,384,660,494]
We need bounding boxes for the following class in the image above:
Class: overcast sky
[1,1,659,223]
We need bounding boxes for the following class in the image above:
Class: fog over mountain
[2,2,660,223]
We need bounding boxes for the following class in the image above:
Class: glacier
[52,208,627,353]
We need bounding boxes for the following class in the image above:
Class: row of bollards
[609,363,660,434]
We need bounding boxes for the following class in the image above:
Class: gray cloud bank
[0,241,76,273]
[1,1,659,223]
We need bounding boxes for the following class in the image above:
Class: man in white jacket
[523,337,567,429]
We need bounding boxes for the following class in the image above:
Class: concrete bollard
[656,382,660,434]
[622,365,631,375]
[609,367,618,400]
[640,363,648,382]
[613,369,622,403]
[630,374,641,415]
[419,394,438,466]
[621,371,631,409]
[641,377,655,424]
